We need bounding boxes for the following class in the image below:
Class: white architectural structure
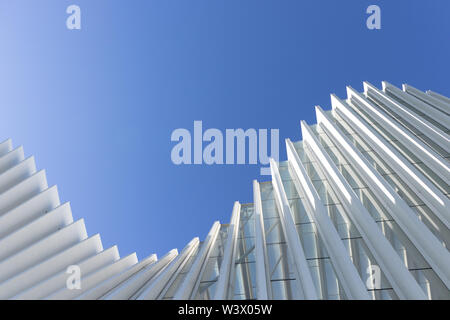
[0,81,449,300]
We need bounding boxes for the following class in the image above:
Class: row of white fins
[0,137,202,299]
[0,82,448,299]
[260,81,450,300]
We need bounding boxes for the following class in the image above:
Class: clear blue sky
[0,0,449,259]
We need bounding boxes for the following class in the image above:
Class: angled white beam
[301,120,426,300]
[347,86,450,184]
[332,95,450,230]
[103,249,177,300]
[213,201,241,300]
[0,170,48,216]
[0,146,25,174]
[270,158,318,300]
[316,105,450,289]
[47,252,138,300]
[0,186,60,239]
[382,82,450,131]
[285,138,370,300]
[0,219,87,284]
[364,82,450,153]
[3,234,103,299]
[24,245,119,299]
[77,254,157,299]
[404,84,450,115]
[252,180,272,300]
[426,90,450,106]
[155,238,202,300]
[137,237,199,300]
[174,221,221,300]
[0,157,36,194]
[0,202,73,262]
[0,139,13,157]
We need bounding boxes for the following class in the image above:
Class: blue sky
[0,0,449,259]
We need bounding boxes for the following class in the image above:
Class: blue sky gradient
[0,0,449,258]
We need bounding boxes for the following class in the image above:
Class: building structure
[0,81,448,300]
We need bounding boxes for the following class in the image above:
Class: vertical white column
[301,120,426,300]
[213,202,241,300]
[285,138,370,300]
[270,158,318,300]
[253,180,272,300]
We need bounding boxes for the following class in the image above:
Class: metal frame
[316,105,450,289]
[286,138,370,300]
[270,158,318,300]
[301,120,426,300]
[0,83,448,300]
